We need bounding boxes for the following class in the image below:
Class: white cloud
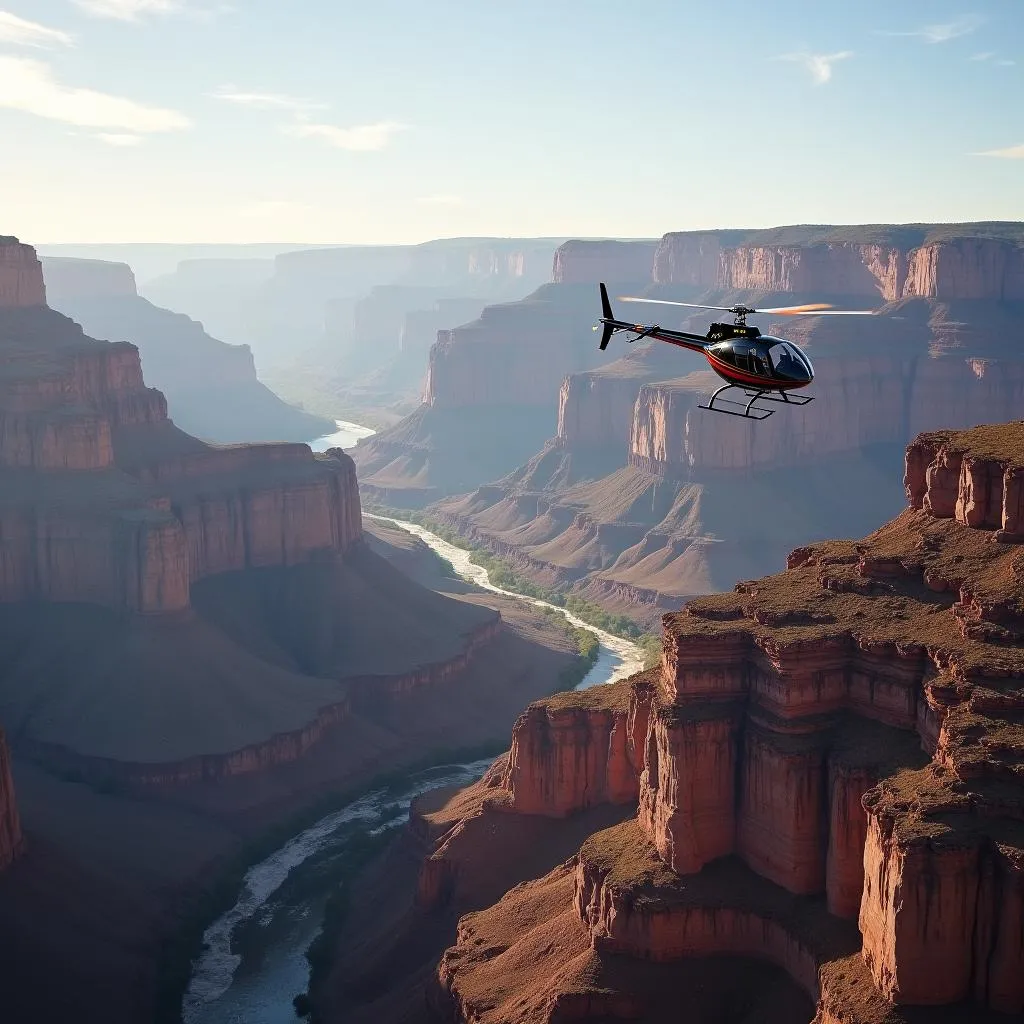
[0,10,73,47]
[0,57,190,132]
[95,131,143,145]
[72,0,232,21]
[778,51,853,84]
[416,195,465,207]
[211,87,327,113]
[283,120,407,151]
[973,143,1024,159]
[73,0,182,19]
[878,15,984,44]
[970,51,1015,66]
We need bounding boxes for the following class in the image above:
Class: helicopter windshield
[767,341,812,382]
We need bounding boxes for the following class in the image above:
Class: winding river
[182,421,644,1024]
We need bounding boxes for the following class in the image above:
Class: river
[182,428,644,1024]
[309,418,377,453]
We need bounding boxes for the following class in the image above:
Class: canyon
[360,223,1024,627]
[41,255,334,444]
[0,236,592,1024]
[342,422,1022,1023]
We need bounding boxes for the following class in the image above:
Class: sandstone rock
[551,240,658,285]
[0,241,364,616]
[436,422,1024,1023]
[0,238,46,308]
[501,679,641,816]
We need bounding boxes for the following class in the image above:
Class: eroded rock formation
[431,225,1024,625]
[0,238,46,307]
[0,238,529,785]
[434,423,1024,1022]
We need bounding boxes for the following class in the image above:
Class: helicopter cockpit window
[767,342,811,382]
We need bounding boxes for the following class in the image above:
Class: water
[309,419,376,453]
[366,514,645,690]
[182,462,645,1024]
[182,759,495,1024]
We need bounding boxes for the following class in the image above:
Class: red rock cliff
[551,240,658,285]
[0,239,363,615]
[500,677,649,816]
[653,227,1024,301]
[0,727,22,871]
[0,238,46,307]
[437,422,1024,1023]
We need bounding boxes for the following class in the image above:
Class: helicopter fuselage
[601,318,816,390]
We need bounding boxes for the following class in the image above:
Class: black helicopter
[594,283,876,420]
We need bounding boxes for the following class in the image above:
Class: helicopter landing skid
[698,384,815,420]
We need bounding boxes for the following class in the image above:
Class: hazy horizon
[2,0,1022,244]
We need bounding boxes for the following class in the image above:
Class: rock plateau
[428,421,1024,1023]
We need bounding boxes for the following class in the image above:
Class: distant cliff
[429,223,1024,622]
[42,256,334,444]
[1,239,361,615]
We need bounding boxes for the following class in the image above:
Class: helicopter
[594,283,876,420]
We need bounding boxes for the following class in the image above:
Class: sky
[0,0,1021,243]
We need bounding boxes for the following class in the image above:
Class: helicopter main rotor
[618,296,876,327]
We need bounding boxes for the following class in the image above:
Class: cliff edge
[433,422,1024,1022]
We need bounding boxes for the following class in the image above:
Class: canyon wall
[551,239,658,284]
[0,727,22,871]
[653,227,1024,301]
[41,256,335,444]
[42,256,137,299]
[0,238,46,308]
[436,422,1024,1022]
[430,226,1024,630]
[0,238,362,615]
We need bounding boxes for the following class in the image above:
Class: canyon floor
[0,523,585,1024]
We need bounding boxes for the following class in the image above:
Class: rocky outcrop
[0,238,46,308]
[551,240,658,284]
[436,423,1024,1023]
[500,678,646,816]
[0,727,22,871]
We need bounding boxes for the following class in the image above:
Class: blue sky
[1,0,1021,243]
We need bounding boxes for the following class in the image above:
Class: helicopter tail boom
[598,283,616,350]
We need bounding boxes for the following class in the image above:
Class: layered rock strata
[0,239,521,784]
[433,226,1024,625]
[551,239,658,284]
[0,240,361,614]
[435,423,1024,1022]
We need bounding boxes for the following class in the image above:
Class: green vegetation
[638,632,663,670]
[154,739,507,1024]
[366,504,665,668]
